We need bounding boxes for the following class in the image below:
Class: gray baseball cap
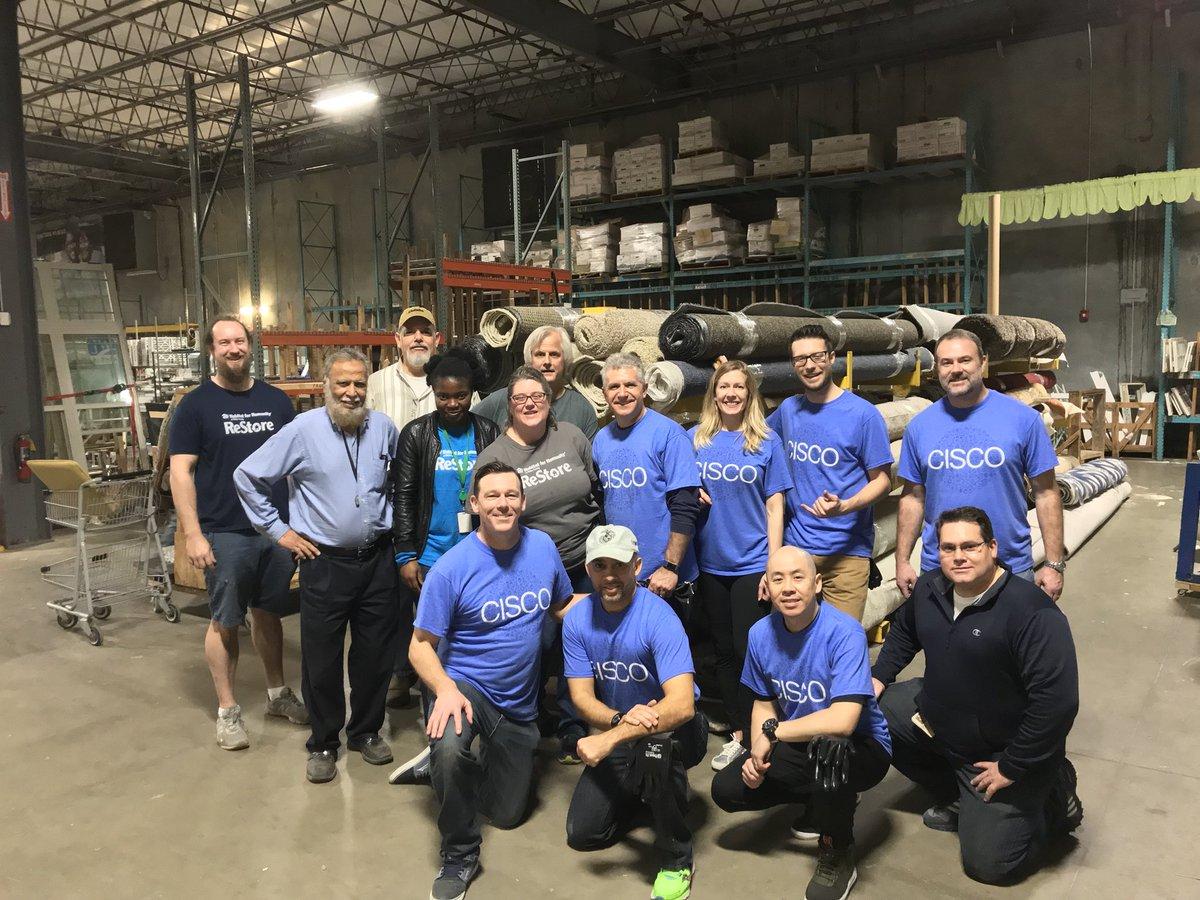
[585,525,640,565]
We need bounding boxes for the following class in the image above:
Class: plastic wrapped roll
[1056,459,1129,508]
[898,306,962,345]
[646,360,799,412]
[874,396,932,441]
[573,310,670,359]
[479,305,583,349]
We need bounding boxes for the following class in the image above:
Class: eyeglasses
[937,541,988,555]
[791,351,831,366]
[511,391,547,406]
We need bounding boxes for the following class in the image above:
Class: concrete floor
[2,458,1197,899]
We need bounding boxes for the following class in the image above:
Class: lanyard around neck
[439,427,472,502]
[341,426,361,484]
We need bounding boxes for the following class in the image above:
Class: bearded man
[235,348,402,784]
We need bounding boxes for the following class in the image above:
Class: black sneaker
[790,803,819,841]
[430,854,480,900]
[389,745,432,784]
[922,799,960,832]
[1054,757,1084,833]
[806,837,857,900]
[306,750,337,784]
[347,733,393,765]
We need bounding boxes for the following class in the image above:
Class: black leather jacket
[391,411,500,561]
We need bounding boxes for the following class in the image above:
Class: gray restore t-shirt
[472,386,599,439]
[475,421,601,570]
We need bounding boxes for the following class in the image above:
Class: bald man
[711,546,892,900]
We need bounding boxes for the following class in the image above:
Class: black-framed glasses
[511,391,547,406]
[937,541,988,555]
[791,351,831,366]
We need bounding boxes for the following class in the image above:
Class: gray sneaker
[216,705,249,751]
[430,855,480,900]
[266,687,310,725]
[307,750,337,784]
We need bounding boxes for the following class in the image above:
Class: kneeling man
[711,546,891,900]
[871,505,1082,886]
[408,461,576,900]
[564,525,706,900]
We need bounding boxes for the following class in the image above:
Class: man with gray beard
[236,349,402,784]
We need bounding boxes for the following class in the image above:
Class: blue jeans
[203,530,295,627]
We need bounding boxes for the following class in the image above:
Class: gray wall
[117,13,1200,390]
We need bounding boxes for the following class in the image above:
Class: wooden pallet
[895,153,968,166]
[809,164,883,176]
[679,258,744,269]
[616,266,669,276]
[746,170,805,181]
[612,188,666,199]
[747,252,803,263]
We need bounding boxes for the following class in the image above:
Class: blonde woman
[694,359,793,771]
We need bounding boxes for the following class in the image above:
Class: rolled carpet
[460,335,512,393]
[574,310,671,359]
[1056,458,1129,508]
[898,306,962,345]
[569,355,609,418]
[479,305,583,349]
[621,335,664,364]
[874,396,932,441]
[985,371,1058,391]
[956,314,1067,360]
[647,360,799,412]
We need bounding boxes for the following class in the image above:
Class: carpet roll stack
[844,348,934,389]
[461,335,513,393]
[875,396,933,441]
[658,310,800,362]
[646,360,797,411]
[821,315,920,355]
[569,356,609,418]
[1056,459,1129,508]
[573,309,671,359]
[956,314,1067,360]
[621,335,664,364]
[479,305,583,349]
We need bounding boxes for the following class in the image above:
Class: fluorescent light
[313,86,378,114]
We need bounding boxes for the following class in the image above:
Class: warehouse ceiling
[17,0,1185,220]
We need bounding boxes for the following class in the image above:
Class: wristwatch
[1044,559,1067,574]
[610,711,623,728]
[761,717,780,744]
[662,561,679,574]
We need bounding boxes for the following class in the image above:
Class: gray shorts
[203,530,296,627]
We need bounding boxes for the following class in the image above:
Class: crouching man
[871,505,1082,886]
[711,546,892,900]
[564,525,707,900]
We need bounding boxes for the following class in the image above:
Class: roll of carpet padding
[1055,455,1080,475]
[1056,458,1129,508]
[574,310,671,359]
[874,396,932,441]
[1003,383,1050,407]
[569,356,609,418]
[620,335,664,364]
[956,314,1067,360]
[460,335,512,393]
[986,371,1058,391]
[898,306,962,345]
[479,305,583,349]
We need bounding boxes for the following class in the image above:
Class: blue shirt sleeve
[1022,410,1059,479]
[763,433,794,497]
[233,421,308,542]
[827,622,875,702]
[552,552,573,603]
[897,426,924,485]
[168,393,201,455]
[740,628,772,698]
[413,568,454,639]
[661,427,701,492]
[860,404,894,471]
[766,405,781,433]
[561,609,592,679]
[650,607,695,685]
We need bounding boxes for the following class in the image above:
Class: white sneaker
[217,705,250,751]
[711,739,744,772]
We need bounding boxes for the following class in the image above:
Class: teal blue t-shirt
[419,423,476,567]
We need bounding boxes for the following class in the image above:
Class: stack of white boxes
[616,223,669,273]
[808,133,885,174]
[674,204,746,265]
[523,241,556,268]
[673,116,748,187]
[896,117,967,163]
[568,142,613,200]
[746,197,827,259]
[470,240,516,263]
[677,116,727,155]
[752,142,807,178]
[613,136,668,196]
[571,222,619,275]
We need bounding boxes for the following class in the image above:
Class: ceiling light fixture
[312,86,379,114]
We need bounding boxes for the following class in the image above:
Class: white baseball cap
[585,525,640,565]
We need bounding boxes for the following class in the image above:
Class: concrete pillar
[0,3,50,547]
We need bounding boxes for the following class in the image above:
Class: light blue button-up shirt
[234,407,399,548]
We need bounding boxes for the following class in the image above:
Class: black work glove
[630,733,674,801]
[808,735,855,792]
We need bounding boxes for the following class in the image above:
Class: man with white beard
[367,306,442,430]
[236,348,402,784]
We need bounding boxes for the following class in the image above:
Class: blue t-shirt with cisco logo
[695,429,794,576]
[562,586,696,713]
[415,527,572,721]
[898,390,1058,573]
[767,391,893,558]
[742,604,891,754]
[593,409,701,581]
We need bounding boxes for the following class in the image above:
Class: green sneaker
[651,866,693,900]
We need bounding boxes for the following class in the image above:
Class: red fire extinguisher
[13,433,36,483]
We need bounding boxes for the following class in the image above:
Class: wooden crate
[1107,401,1156,457]
[1062,389,1106,462]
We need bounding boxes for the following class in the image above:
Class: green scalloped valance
[958,168,1200,226]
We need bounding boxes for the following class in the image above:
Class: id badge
[457,511,471,534]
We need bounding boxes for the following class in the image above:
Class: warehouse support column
[429,102,449,334]
[987,192,1001,316]
[0,2,51,547]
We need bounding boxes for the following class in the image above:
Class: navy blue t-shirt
[169,379,294,533]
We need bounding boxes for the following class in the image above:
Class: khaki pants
[811,554,870,623]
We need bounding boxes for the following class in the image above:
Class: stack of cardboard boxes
[569,142,612,200]
[470,240,515,263]
[896,117,968,163]
[674,203,746,265]
[571,222,619,275]
[613,136,668,196]
[674,116,748,187]
[746,197,827,259]
[616,223,669,273]
[752,142,807,178]
[808,133,885,174]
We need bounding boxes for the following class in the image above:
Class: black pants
[696,571,767,739]
[392,563,426,680]
[566,713,708,869]
[711,736,890,844]
[880,678,1062,885]
[298,545,399,753]
[429,679,541,862]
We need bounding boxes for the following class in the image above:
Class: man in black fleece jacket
[871,505,1082,885]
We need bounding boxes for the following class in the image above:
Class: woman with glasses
[475,365,602,763]
[693,359,793,771]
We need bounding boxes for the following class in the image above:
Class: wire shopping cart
[30,460,178,646]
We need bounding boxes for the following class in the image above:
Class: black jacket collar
[926,564,1013,620]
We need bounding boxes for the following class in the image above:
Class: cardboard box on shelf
[569,169,614,200]
[896,117,968,161]
[677,115,728,156]
[569,142,606,159]
[809,139,884,174]
[672,161,748,187]
[569,154,610,172]
[752,155,806,178]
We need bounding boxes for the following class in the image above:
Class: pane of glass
[42,410,70,460]
[38,335,60,397]
[62,336,126,394]
[53,268,115,320]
